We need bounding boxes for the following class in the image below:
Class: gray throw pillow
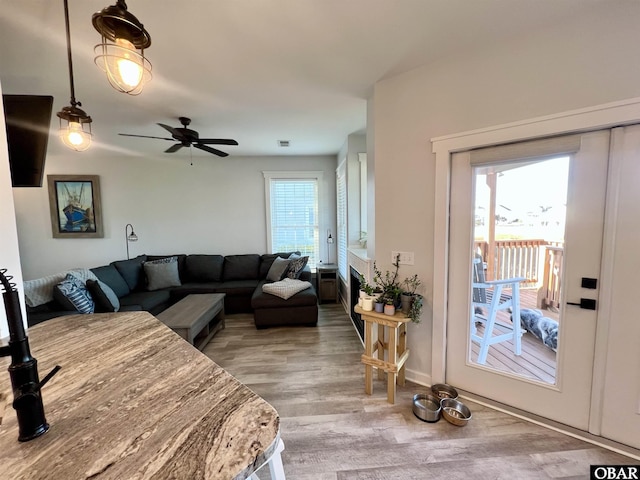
[144,257,181,291]
[266,256,291,282]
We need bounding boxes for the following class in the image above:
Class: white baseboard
[405,368,431,388]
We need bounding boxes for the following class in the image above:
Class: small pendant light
[57,0,92,152]
[92,0,152,95]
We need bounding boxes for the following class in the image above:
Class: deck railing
[474,239,564,312]
[474,239,563,283]
[539,246,564,310]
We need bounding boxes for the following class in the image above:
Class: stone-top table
[0,312,281,480]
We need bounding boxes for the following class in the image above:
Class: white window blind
[336,168,347,280]
[264,172,322,269]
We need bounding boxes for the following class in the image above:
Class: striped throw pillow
[56,274,95,314]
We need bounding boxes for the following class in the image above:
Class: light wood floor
[203,304,635,480]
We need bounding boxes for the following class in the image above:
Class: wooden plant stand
[355,305,411,404]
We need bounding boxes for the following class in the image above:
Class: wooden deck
[471,287,559,384]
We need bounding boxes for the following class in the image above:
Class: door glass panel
[470,156,569,384]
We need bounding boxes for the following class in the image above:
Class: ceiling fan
[119,117,238,157]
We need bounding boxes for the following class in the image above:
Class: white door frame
[431,96,640,432]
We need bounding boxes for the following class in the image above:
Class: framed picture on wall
[47,175,104,238]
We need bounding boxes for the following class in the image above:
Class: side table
[355,305,411,404]
[317,263,339,303]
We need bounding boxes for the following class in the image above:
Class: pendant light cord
[63,0,79,107]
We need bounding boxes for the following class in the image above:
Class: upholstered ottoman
[251,281,318,328]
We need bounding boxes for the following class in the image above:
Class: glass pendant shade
[93,1,152,95]
[94,36,151,94]
[57,103,92,152]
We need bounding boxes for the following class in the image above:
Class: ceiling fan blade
[194,143,228,157]
[197,138,239,146]
[157,123,182,137]
[165,143,183,153]
[119,133,174,141]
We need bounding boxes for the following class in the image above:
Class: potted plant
[374,296,385,313]
[383,297,395,316]
[407,294,424,323]
[372,255,425,323]
[359,274,375,298]
[373,255,402,309]
[401,274,423,314]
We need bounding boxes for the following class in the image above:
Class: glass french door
[447,130,610,429]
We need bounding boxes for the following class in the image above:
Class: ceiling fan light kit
[92,0,152,95]
[57,0,92,151]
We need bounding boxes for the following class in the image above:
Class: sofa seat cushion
[119,290,171,311]
[252,281,317,309]
[170,282,222,299]
[215,279,259,297]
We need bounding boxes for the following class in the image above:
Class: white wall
[370,2,640,383]
[13,153,336,279]
[0,80,27,339]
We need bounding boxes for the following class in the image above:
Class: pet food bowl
[440,398,472,426]
[431,383,459,400]
[412,393,442,422]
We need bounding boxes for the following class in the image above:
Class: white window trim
[263,170,324,259]
[336,161,347,280]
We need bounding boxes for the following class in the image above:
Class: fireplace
[350,266,364,341]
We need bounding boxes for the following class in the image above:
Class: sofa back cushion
[259,251,300,278]
[223,254,260,281]
[111,255,148,291]
[91,264,131,298]
[185,255,224,282]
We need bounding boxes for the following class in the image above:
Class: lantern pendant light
[57,0,92,151]
[92,0,152,95]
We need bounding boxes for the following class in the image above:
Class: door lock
[566,298,597,310]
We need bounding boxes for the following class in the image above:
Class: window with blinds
[264,172,322,269]
[336,169,347,280]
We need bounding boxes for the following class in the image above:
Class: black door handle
[566,298,596,310]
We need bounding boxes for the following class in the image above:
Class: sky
[475,156,570,221]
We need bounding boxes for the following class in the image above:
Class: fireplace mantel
[348,247,372,281]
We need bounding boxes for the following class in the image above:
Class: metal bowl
[440,398,472,426]
[412,393,442,422]
[431,383,459,400]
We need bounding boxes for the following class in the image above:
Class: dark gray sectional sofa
[26,252,318,329]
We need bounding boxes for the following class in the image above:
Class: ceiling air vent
[278,140,290,147]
